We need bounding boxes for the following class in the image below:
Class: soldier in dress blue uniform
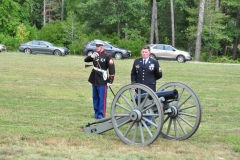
[131,45,162,92]
[84,41,115,119]
[131,45,162,126]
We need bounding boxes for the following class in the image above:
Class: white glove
[107,83,112,87]
[91,52,99,59]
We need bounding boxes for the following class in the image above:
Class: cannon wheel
[157,82,202,140]
[111,83,164,146]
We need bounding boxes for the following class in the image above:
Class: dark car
[148,44,192,63]
[83,40,131,60]
[18,40,69,56]
[0,44,6,52]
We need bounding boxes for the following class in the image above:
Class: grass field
[0,52,240,160]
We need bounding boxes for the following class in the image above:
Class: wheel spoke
[132,123,138,142]
[115,102,131,112]
[176,117,188,135]
[141,103,156,113]
[178,94,192,108]
[118,94,134,111]
[139,124,145,143]
[140,94,150,110]
[178,115,194,128]
[142,117,157,128]
[173,118,178,138]
[177,88,184,104]
[179,104,196,111]
[116,119,132,128]
[123,121,135,137]
[179,112,197,118]
[166,118,173,135]
[113,113,129,117]
[141,120,153,137]
[129,89,137,109]
[164,115,170,123]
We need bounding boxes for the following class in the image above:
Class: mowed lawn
[0,52,239,160]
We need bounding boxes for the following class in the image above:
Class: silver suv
[83,40,131,60]
[148,44,192,63]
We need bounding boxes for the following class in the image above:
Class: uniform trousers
[92,85,107,119]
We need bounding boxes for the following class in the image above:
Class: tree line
[0,0,239,62]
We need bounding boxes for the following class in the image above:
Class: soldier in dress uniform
[131,45,162,92]
[131,45,162,126]
[84,41,115,119]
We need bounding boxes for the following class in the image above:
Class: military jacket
[84,51,115,85]
[131,58,162,92]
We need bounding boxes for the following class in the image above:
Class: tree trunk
[43,0,46,26]
[222,45,227,56]
[150,0,156,44]
[232,37,239,60]
[170,0,175,46]
[154,2,159,44]
[215,0,219,11]
[61,0,64,21]
[232,7,240,60]
[195,0,205,61]
[125,23,128,40]
[116,0,120,36]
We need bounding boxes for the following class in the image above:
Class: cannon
[82,82,202,146]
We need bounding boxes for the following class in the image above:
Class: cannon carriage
[82,82,202,146]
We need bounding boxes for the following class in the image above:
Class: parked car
[147,44,192,63]
[83,39,131,60]
[0,44,6,52]
[18,40,69,56]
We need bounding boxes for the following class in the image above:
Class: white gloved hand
[107,83,112,87]
[91,52,99,59]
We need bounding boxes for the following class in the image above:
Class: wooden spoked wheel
[111,84,164,146]
[157,82,202,140]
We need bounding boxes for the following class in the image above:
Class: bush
[38,20,65,46]
[0,33,19,51]
[207,56,240,63]
[117,39,145,58]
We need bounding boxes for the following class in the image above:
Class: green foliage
[62,11,81,45]
[0,0,239,62]
[16,24,30,43]
[117,39,146,58]
[0,33,19,51]
[207,56,240,63]
[38,20,65,46]
[0,0,21,35]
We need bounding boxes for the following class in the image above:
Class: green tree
[0,0,21,35]
[77,0,150,42]
[16,23,30,43]
[221,0,240,60]
[38,20,65,45]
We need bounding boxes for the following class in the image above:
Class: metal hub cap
[129,109,142,121]
[169,106,178,117]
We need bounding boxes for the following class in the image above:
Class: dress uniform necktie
[143,60,146,66]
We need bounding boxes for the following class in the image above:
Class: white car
[148,44,192,63]
[0,44,6,52]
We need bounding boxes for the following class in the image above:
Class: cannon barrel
[137,89,178,101]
